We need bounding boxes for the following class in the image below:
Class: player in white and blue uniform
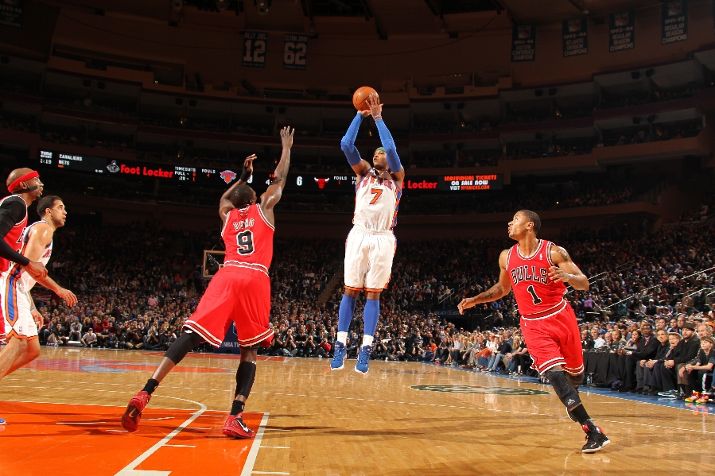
[331,94,404,374]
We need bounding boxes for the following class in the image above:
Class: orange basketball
[352,86,379,112]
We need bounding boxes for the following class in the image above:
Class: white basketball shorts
[0,268,37,339]
[344,225,396,292]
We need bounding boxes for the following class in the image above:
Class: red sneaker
[223,413,254,439]
[121,390,151,432]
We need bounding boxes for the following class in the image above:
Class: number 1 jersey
[506,239,567,318]
[221,204,274,276]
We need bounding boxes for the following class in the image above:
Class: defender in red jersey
[0,168,51,426]
[0,169,49,346]
[122,127,294,438]
[458,210,610,454]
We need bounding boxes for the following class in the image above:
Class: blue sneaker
[355,345,372,374]
[0,418,5,425]
[330,342,347,370]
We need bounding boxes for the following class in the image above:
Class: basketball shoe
[122,390,151,432]
[684,391,701,403]
[330,341,347,370]
[581,423,610,453]
[355,344,372,374]
[223,413,254,439]
[0,418,5,425]
[695,394,710,405]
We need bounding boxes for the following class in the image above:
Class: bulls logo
[314,177,330,190]
[220,170,237,184]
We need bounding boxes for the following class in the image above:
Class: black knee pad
[545,370,582,410]
[164,331,203,364]
[567,372,584,389]
[235,361,257,399]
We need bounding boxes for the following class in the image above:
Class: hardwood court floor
[1,348,714,475]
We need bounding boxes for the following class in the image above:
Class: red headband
[7,170,40,193]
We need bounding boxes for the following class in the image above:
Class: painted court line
[251,472,289,475]
[240,412,271,476]
[115,396,208,476]
[163,444,196,448]
[56,421,108,425]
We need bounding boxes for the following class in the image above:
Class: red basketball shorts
[184,266,273,348]
[519,303,583,375]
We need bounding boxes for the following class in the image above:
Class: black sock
[570,404,592,425]
[231,399,245,416]
[143,378,159,395]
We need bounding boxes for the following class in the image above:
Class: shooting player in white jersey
[331,95,404,374]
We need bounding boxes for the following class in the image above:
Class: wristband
[240,168,251,182]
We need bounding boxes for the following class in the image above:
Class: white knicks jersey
[352,169,402,232]
[18,220,53,291]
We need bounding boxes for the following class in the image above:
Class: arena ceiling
[46,0,660,24]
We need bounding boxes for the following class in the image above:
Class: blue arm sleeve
[340,113,363,166]
[375,118,402,172]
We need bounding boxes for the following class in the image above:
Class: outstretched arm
[340,112,371,176]
[261,126,294,212]
[218,154,256,219]
[457,250,512,315]
[548,245,589,291]
[367,95,404,182]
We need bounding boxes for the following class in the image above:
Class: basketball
[352,86,379,112]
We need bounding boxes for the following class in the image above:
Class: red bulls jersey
[220,204,274,276]
[506,239,567,319]
[0,195,28,274]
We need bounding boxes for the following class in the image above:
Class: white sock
[337,331,348,344]
[362,335,374,347]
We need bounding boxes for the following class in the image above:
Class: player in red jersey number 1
[458,209,610,453]
[122,127,294,438]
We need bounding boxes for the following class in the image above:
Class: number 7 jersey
[221,204,274,276]
[353,168,402,232]
[506,239,568,319]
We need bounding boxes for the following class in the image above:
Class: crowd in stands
[0,77,707,174]
[602,119,702,147]
[26,204,714,405]
[597,84,697,110]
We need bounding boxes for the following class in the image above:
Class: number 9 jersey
[183,203,275,349]
[221,204,274,276]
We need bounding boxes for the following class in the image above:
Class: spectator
[81,328,98,348]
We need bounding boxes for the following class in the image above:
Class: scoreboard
[39,149,226,185]
[291,174,502,192]
[37,149,502,192]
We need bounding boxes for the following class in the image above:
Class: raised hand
[366,94,383,120]
[243,154,257,175]
[280,126,294,148]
